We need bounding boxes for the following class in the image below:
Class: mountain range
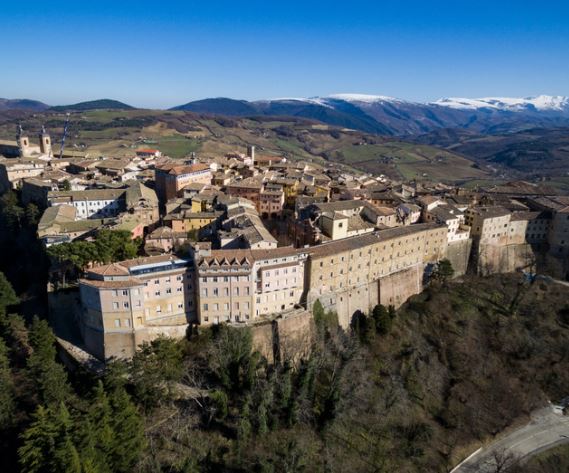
[171,94,569,136]
[1,94,568,136]
[0,98,50,112]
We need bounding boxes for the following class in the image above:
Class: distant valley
[1,93,568,136]
[1,95,568,187]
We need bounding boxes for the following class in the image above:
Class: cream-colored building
[194,246,307,324]
[195,249,256,324]
[526,197,569,257]
[464,206,511,245]
[252,247,307,316]
[0,158,47,192]
[48,188,127,219]
[305,223,447,327]
[78,223,451,358]
[79,255,197,359]
[425,205,470,244]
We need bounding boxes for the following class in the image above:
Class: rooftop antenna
[59,113,70,159]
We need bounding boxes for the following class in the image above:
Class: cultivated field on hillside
[0,109,492,183]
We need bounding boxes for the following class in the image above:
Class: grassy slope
[0,110,490,183]
[337,141,488,182]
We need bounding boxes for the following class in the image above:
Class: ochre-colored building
[155,163,212,202]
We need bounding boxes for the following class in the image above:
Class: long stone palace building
[78,222,449,358]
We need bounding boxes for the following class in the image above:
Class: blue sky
[1,0,568,108]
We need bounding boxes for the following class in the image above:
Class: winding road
[451,405,569,472]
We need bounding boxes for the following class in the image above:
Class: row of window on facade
[112,300,190,327]
[202,286,250,296]
[201,275,250,283]
[73,200,117,207]
[264,267,297,277]
[203,301,250,311]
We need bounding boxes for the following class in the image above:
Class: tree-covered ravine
[1,266,569,472]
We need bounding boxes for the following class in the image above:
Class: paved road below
[451,405,569,472]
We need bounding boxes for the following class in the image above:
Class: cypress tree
[237,395,252,443]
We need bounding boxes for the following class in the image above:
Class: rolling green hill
[0,109,491,183]
[50,99,135,112]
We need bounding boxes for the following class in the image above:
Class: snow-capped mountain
[172,93,569,135]
[326,93,408,104]
[4,92,567,136]
[433,95,569,112]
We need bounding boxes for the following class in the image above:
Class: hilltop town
[1,124,568,361]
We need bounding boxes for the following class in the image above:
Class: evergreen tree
[85,381,113,470]
[0,338,15,427]
[131,337,184,410]
[237,395,252,444]
[0,271,19,316]
[52,404,82,473]
[431,259,454,284]
[209,390,229,421]
[25,203,40,227]
[351,311,374,344]
[108,387,145,472]
[77,418,109,473]
[94,229,140,263]
[103,358,129,392]
[256,400,269,435]
[27,317,71,406]
[209,325,258,393]
[277,363,292,410]
[372,304,393,336]
[19,403,84,473]
[388,305,396,321]
[18,405,58,473]
[312,299,325,326]
[0,191,24,230]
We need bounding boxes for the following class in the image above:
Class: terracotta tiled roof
[156,163,210,175]
[79,278,143,289]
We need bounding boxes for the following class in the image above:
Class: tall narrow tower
[246,145,255,161]
[17,124,31,158]
[39,125,52,157]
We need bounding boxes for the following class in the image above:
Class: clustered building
[73,156,569,359]
[2,127,567,360]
